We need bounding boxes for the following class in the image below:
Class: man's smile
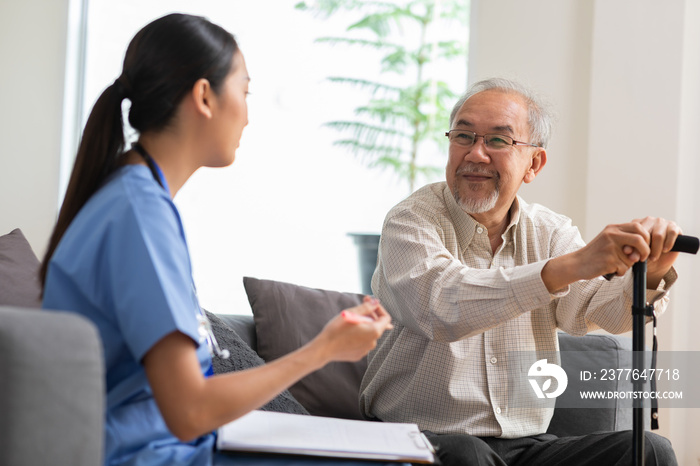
[456,164,499,184]
[461,173,492,182]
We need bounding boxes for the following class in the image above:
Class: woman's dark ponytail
[39,81,127,287]
[40,14,237,288]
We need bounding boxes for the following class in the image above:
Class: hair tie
[113,75,132,98]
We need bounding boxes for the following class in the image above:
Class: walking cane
[627,235,697,466]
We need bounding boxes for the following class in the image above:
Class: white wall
[469,0,594,231]
[586,2,700,458]
[471,0,699,462]
[0,0,70,255]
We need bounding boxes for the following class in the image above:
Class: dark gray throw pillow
[0,229,42,308]
[204,310,308,415]
[243,277,367,420]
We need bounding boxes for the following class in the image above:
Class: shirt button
[495,407,502,414]
[477,227,484,234]
[490,357,497,364]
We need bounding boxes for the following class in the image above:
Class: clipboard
[217,410,436,463]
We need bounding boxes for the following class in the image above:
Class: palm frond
[380,48,411,73]
[325,77,401,96]
[315,37,401,51]
[299,0,468,192]
[434,40,467,59]
[333,139,405,162]
[353,100,414,124]
[324,120,410,146]
[346,4,418,37]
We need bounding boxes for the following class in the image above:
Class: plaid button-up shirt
[360,182,675,438]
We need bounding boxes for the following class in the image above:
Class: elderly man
[359,78,679,465]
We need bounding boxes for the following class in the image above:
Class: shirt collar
[504,197,522,241]
[443,183,522,249]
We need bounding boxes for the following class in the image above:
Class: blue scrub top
[43,165,215,466]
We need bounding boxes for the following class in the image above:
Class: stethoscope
[132,142,230,361]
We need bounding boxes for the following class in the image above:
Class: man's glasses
[445,129,541,150]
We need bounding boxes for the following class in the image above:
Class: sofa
[0,228,638,465]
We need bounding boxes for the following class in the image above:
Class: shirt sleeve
[374,199,678,341]
[373,206,553,342]
[104,190,201,362]
[541,218,676,335]
[555,266,676,336]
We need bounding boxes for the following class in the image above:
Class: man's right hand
[541,217,680,292]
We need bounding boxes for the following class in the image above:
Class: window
[76,0,468,314]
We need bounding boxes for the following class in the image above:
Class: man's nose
[464,137,491,163]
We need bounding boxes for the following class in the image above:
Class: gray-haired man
[360,78,679,465]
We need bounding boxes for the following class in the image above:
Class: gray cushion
[205,310,308,415]
[243,277,367,419]
[0,229,41,308]
[547,332,634,437]
[0,306,104,466]
[217,313,257,350]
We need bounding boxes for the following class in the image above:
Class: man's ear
[191,78,213,119]
[524,147,547,184]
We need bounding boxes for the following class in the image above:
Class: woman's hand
[310,296,393,364]
[144,296,392,441]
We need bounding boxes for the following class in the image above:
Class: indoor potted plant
[297,0,468,293]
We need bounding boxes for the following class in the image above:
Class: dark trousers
[423,430,677,466]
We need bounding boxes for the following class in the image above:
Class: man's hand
[541,217,680,292]
[634,216,681,288]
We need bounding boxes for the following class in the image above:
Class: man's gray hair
[449,78,554,148]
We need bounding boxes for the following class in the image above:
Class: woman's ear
[524,148,547,184]
[191,78,213,119]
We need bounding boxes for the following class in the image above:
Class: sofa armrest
[0,306,104,466]
[547,331,637,437]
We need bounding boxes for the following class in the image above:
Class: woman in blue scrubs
[40,13,394,466]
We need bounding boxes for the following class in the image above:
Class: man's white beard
[452,163,500,214]
[454,186,499,214]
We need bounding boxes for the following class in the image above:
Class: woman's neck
[132,133,199,198]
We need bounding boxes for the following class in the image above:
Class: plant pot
[348,233,380,295]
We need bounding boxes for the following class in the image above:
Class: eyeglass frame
[444,129,542,149]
